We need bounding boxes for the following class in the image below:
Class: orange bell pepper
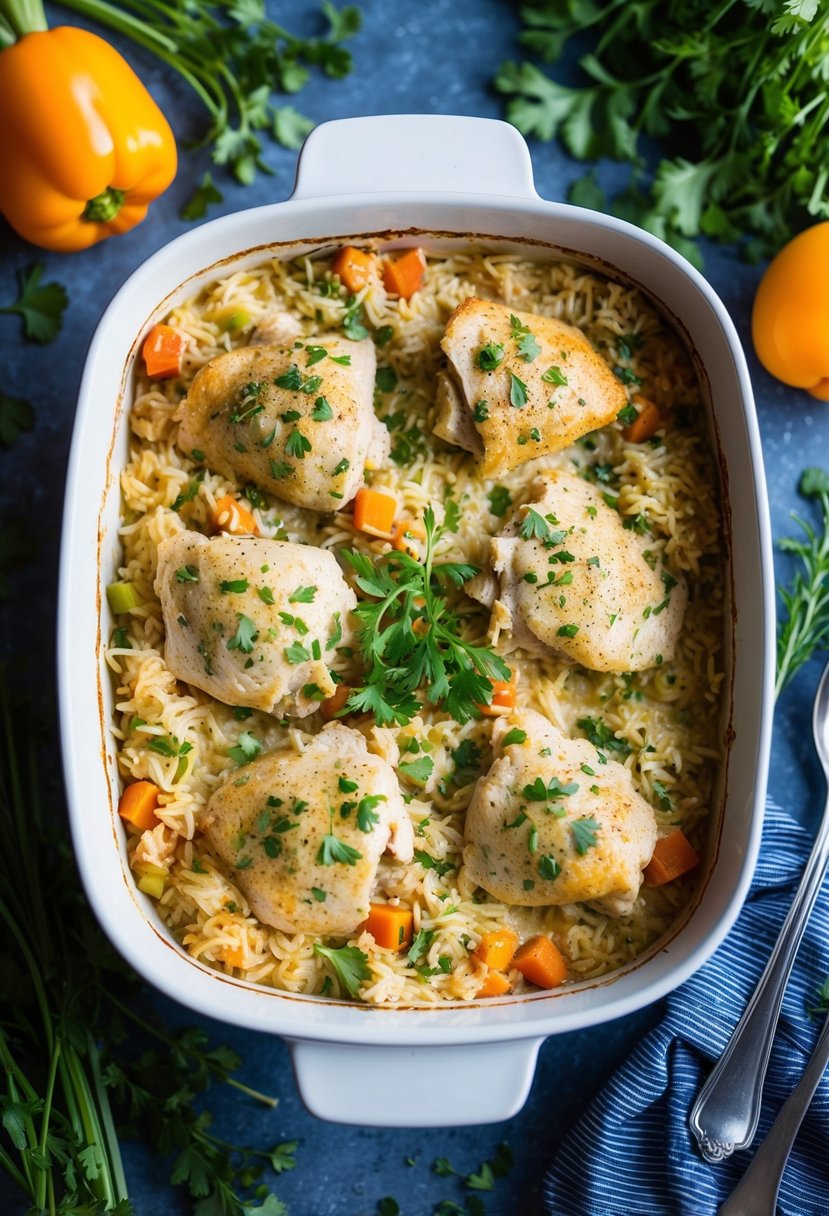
[0,24,177,252]
[752,221,829,401]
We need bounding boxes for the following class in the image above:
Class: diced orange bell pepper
[512,935,568,989]
[474,929,519,971]
[478,676,516,717]
[477,970,512,998]
[365,903,414,951]
[332,245,376,294]
[212,494,259,536]
[353,487,396,538]
[118,779,161,831]
[143,323,186,378]
[643,828,700,886]
[382,248,426,299]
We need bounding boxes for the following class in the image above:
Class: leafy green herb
[227,613,258,653]
[317,815,362,866]
[376,366,398,393]
[541,365,567,387]
[538,854,561,881]
[571,816,600,855]
[494,2,829,262]
[509,372,528,408]
[0,392,34,447]
[377,1198,400,1216]
[181,170,223,220]
[289,585,316,603]
[343,299,369,340]
[273,105,314,149]
[477,342,505,370]
[407,928,435,965]
[0,262,68,343]
[413,849,455,878]
[399,755,434,784]
[473,399,489,423]
[501,728,527,747]
[520,506,552,541]
[284,641,311,664]
[227,730,262,765]
[312,943,370,998]
[487,485,512,517]
[285,429,311,459]
[577,715,632,757]
[357,794,385,832]
[342,507,511,726]
[332,458,350,475]
[450,739,483,786]
[220,578,249,593]
[776,467,829,697]
[311,395,334,421]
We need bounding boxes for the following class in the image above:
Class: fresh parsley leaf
[227,613,258,653]
[0,263,68,344]
[501,728,527,747]
[577,715,632,757]
[268,1140,299,1174]
[272,105,314,149]
[399,755,434,784]
[284,641,310,664]
[0,393,34,447]
[509,372,528,408]
[228,731,261,765]
[357,794,385,832]
[181,171,223,220]
[376,366,398,393]
[538,854,561,880]
[487,485,512,517]
[285,429,311,458]
[407,927,434,965]
[312,943,370,997]
[520,507,551,541]
[289,585,316,603]
[317,827,362,866]
[311,395,334,421]
[220,578,248,594]
[541,364,568,386]
[477,342,505,370]
[571,816,600,855]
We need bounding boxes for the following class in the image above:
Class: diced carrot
[474,929,519,971]
[142,323,186,379]
[366,903,414,951]
[332,245,376,294]
[478,676,516,717]
[643,828,700,887]
[118,780,161,831]
[622,394,664,443]
[212,494,259,536]
[477,970,512,998]
[382,248,427,300]
[320,683,351,721]
[218,946,246,969]
[512,935,568,990]
[353,487,396,538]
[390,517,426,558]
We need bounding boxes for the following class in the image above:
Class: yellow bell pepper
[0,24,176,252]
[752,221,829,402]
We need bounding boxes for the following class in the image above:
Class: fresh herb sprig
[342,507,510,726]
[496,1,829,264]
[0,678,290,1214]
[776,467,829,697]
[40,0,361,187]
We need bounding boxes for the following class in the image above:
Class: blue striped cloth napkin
[544,804,829,1216]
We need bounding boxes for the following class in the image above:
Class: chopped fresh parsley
[376,366,398,393]
[316,818,362,866]
[284,641,310,664]
[501,727,527,747]
[472,399,489,423]
[477,342,505,370]
[312,943,370,997]
[311,395,334,421]
[399,755,434,784]
[285,428,312,459]
[509,372,528,408]
[571,816,600,855]
[289,585,316,603]
[487,485,512,518]
[577,716,632,757]
[227,731,261,766]
[220,578,248,594]
[226,613,258,653]
[541,365,568,386]
[357,794,385,832]
[332,458,350,475]
[538,855,561,881]
[175,565,199,583]
[617,403,639,426]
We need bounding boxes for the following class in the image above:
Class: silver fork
[689,658,829,1162]
[717,1008,829,1216]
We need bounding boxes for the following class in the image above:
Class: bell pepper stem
[0,0,47,45]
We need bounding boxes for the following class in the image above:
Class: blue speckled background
[1,1,826,1212]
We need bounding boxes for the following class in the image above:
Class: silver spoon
[717,1008,829,1216]
[690,658,829,1162]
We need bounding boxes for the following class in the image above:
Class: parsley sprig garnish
[342,507,511,725]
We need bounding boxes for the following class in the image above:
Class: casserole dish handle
[293,114,538,201]
[289,1035,545,1126]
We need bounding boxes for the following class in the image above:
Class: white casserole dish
[59,114,775,1128]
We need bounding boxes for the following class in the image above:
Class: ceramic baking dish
[58,114,775,1127]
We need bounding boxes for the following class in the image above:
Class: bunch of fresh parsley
[0,679,293,1214]
[496,0,829,264]
[342,506,511,726]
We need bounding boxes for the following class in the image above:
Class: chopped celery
[137,872,166,899]
[220,309,251,333]
[106,581,141,614]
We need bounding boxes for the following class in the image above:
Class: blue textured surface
[0,1,826,1212]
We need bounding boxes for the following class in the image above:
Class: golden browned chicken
[468,470,686,672]
[433,297,627,476]
[463,709,657,916]
[202,724,414,936]
[176,337,389,512]
[154,532,355,716]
